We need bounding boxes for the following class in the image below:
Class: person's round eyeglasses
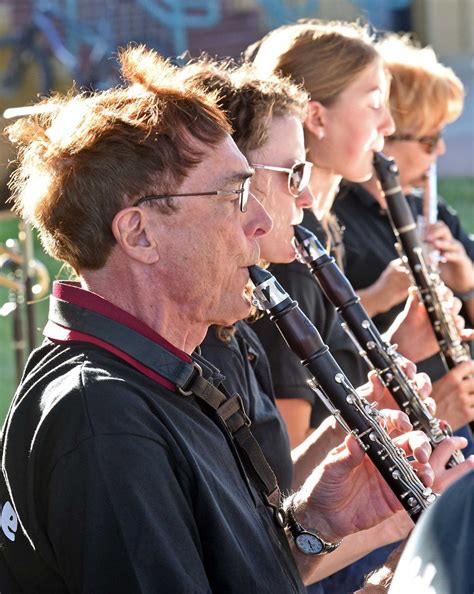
[388,130,443,155]
[133,176,251,212]
[252,161,313,197]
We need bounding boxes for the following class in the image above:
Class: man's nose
[245,191,273,238]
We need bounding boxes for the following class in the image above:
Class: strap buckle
[264,488,286,525]
[217,393,251,427]
[233,394,251,427]
[274,504,287,528]
[177,362,203,396]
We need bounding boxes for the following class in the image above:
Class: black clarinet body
[249,265,436,523]
[293,225,464,468]
[372,151,471,371]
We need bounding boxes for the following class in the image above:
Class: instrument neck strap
[47,295,283,516]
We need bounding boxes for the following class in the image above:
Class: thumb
[460,328,474,341]
[405,287,421,312]
[329,433,366,472]
[430,436,468,474]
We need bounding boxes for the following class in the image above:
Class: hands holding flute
[425,221,474,294]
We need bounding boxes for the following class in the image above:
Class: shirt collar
[50,280,191,363]
[342,181,384,213]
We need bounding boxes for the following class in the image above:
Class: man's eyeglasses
[252,161,313,197]
[388,130,443,154]
[133,176,251,212]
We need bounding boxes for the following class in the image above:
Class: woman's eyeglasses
[389,130,443,154]
[133,176,251,212]
[252,161,313,197]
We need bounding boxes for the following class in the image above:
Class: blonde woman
[333,34,474,436]
[248,21,473,448]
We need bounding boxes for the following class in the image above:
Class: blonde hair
[247,20,379,106]
[6,46,230,272]
[376,34,464,136]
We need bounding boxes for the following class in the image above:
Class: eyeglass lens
[289,163,311,195]
[422,134,442,154]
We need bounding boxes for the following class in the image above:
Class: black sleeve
[437,197,474,259]
[45,434,211,594]
[199,326,252,414]
[199,324,294,493]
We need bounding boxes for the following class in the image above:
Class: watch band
[286,501,342,555]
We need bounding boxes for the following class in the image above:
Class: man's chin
[215,297,253,327]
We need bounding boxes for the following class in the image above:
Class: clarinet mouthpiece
[248,264,272,286]
[249,265,292,314]
[293,225,328,264]
[294,224,314,244]
[373,151,399,178]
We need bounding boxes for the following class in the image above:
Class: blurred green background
[0,177,473,422]
[0,216,65,421]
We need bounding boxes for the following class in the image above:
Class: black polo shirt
[0,282,305,594]
[200,322,293,493]
[333,182,474,334]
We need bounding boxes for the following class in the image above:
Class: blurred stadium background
[0,0,472,419]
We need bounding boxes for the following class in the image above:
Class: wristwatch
[286,502,342,555]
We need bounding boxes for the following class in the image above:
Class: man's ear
[304,100,327,140]
[112,207,160,264]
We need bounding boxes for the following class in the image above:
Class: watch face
[295,532,324,554]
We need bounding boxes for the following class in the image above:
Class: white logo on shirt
[0,500,18,542]
[390,556,437,593]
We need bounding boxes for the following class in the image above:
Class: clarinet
[373,152,471,371]
[293,224,464,468]
[249,265,436,523]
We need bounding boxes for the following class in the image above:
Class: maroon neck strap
[45,283,284,521]
[45,281,192,391]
